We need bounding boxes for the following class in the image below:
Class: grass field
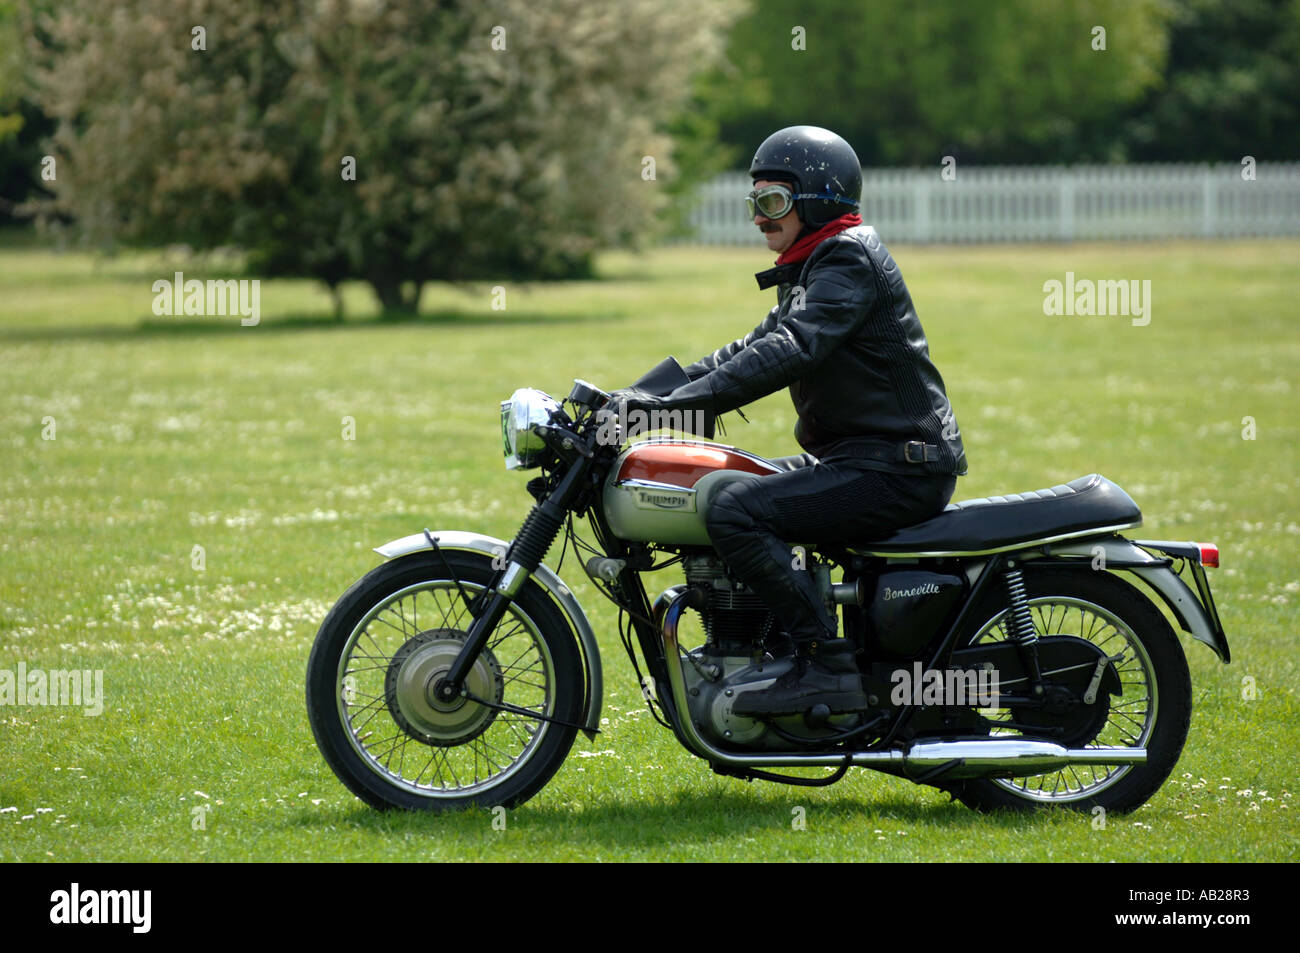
[1,237,1297,861]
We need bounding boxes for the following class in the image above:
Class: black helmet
[749,125,862,228]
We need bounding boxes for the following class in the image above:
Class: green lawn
[1,238,1296,861]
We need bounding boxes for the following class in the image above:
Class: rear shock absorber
[1003,561,1044,689]
[1003,565,1037,645]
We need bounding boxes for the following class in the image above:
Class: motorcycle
[305,359,1229,813]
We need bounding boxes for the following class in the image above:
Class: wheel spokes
[336,581,554,797]
[971,595,1156,801]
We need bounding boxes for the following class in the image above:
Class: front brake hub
[384,628,504,746]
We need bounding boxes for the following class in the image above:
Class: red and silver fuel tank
[601,440,780,545]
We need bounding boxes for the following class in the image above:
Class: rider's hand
[605,387,658,414]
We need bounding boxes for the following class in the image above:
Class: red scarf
[775,213,862,266]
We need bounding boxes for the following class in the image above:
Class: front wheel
[948,566,1192,814]
[306,550,583,811]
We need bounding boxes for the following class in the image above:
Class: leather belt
[825,437,942,465]
[902,440,941,464]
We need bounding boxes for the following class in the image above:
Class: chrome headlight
[500,388,560,470]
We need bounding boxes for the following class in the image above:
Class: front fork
[435,459,588,703]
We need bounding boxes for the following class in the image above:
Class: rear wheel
[306,551,583,811]
[949,566,1191,814]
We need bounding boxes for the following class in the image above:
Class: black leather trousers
[704,447,957,642]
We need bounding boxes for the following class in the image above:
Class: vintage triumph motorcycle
[306,361,1229,814]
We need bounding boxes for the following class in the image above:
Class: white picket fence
[685,163,1300,243]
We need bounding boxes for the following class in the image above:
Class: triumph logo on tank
[635,489,690,509]
[889,662,1000,707]
[595,403,710,445]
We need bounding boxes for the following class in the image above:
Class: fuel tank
[601,440,780,545]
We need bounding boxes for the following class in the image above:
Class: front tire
[948,566,1191,814]
[306,550,583,811]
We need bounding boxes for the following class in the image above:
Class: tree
[0,0,20,140]
[703,0,1172,165]
[0,0,33,221]
[1119,0,1300,161]
[25,0,736,314]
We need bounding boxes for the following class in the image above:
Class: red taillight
[1198,543,1219,568]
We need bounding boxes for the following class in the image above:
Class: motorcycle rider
[617,125,966,716]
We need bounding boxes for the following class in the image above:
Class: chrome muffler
[891,738,1146,779]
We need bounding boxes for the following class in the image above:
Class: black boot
[759,628,794,660]
[731,639,867,717]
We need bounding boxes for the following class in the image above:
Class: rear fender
[1040,538,1230,662]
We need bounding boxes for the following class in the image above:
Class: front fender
[1044,537,1230,662]
[374,530,603,738]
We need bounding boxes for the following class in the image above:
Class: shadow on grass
[279,787,1036,850]
[0,308,626,343]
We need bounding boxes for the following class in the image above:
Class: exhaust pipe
[891,739,1146,779]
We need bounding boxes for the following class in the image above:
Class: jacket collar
[754,213,863,289]
[754,261,803,290]
[775,213,862,266]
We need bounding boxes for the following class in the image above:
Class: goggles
[745,182,860,220]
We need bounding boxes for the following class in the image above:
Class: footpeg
[804,703,832,729]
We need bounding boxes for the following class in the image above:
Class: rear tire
[306,551,583,811]
[948,566,1191,814]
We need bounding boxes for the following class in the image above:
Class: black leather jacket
[648,225,967,476]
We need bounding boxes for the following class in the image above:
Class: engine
[684,554,777,655]
[676,555,862,750]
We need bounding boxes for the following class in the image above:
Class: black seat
[850,474,1141,555]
